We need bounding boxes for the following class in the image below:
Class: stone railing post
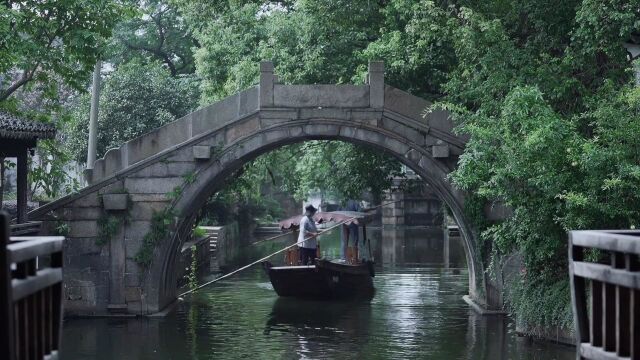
[259,61,274,108]
[368,61,385,108]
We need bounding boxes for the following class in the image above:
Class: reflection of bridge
[29,61,498,315]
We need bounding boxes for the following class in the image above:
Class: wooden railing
[1,212,64,360]
[10,221,42,236]
[569,230,640,360]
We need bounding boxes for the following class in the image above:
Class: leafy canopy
[64,61,199,163]
[0,0,126,101]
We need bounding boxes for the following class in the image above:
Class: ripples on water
[62,228,575,359]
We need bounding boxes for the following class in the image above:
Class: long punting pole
[178,214,361,298]
[178,199,400,298]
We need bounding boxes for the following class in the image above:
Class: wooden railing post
[0,212,15,360]
[569,230,640,360]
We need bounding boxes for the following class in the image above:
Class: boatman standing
[298,204,319,265]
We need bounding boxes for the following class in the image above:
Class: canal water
[61,226,574,359]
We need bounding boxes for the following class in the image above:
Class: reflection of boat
[265,296,372,332]
[262,211,375,300]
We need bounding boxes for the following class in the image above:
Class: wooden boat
[262,210,375,300]
[263,259,375,299]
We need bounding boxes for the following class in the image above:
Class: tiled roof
[0,111,56,141]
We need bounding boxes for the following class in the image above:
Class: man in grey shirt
[298,204,319,265]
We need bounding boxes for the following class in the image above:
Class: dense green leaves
[0,0,125,101]
[64,61,199,163]
[108,0,198,76]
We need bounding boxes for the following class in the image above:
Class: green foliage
[167,186,183,201]
[28,139,80,200]
[96,214,121,246]
[54,221,70,237]
[177,0,640,331]
[432,2,640,329]
[183,171,197,185]
[193,226,206,238]
[135,207,174,267]
[196,140,403,226]
[107,0,198,76]
[0,1,126,101]
[187,245,198,291]
[64,61,199,163]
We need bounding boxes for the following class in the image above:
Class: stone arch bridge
[31,62,499,315]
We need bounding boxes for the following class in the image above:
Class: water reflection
[265,298,373,359]
[61,226,574,359]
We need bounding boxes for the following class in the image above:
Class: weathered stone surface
[129,194,169,202]
[274,84,369,108]
[125,258,142,273]
[68,220,99,238]
[369,61,385,108]
[262,129,289,143]
[299,107,349,120]
[239,87,259,115]
[192,93,240,135]
[65,284,96,303]
[72,192,100,207]
[66,253,109,270]
[98,181,125,195]
[125,287,144,303]
[384,86,431,122]
[57,206,102,221]
[104,147,125,177]
[125,221,152,244]
[288,126,304,137]
[432,144,450,158]
[380,117,426,146]
[130,162,195,178]
[226,117,260,144]
[350,109,382,123]
[102,193,128,210]
[236,135,266,158]
[260,62,274,108]
[404,149,422,164]
[129,201,168,220]
[260,108,298,119]
[63,237,103,256]
[92,159,105,183]
[126,118,191,165]
[192,145,211,160]
[304,124,340,137]
[124,177,183,194]
[125,273,142,287]
[427,108,454,133]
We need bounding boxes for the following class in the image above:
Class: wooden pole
[16,148,28,223]
[0,212,15,359]
[86,61,101,169]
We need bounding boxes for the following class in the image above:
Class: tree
[420,1,640,330]
[108,0,198,76]
[0,1,125,101]
[169,0,640,332]
[197,141,404,226]
[64,61,199,163]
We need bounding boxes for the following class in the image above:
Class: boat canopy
[278,211,373,230]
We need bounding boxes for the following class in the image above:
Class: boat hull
[263,259,375,300]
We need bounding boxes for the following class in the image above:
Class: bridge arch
[152,118,480,310]
[31,61,496,315]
